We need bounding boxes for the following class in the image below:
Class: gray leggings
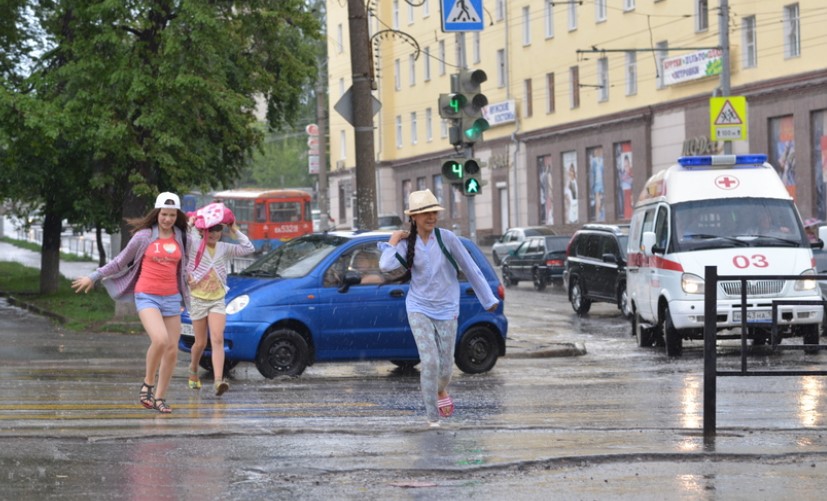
[407,311,458,421]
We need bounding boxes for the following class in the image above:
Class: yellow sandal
[188,370,202,390]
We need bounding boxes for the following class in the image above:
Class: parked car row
[495,224,631,319]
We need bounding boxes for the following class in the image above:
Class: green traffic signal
[462,159,481,196]
[462,117,490,142]
[441,158,465,183]
[438,93,466,120]
[464,177,481,195]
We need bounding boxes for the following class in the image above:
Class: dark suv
[564,224,630,317]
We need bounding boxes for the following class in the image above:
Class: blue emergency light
[677,154,768,168]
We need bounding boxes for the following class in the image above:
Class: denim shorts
[188,296,227,320]
[135,292,183,317]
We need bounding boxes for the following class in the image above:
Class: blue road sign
[441,0,484,32]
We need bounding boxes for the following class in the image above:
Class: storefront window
[769,115,796,200]
[562,151,579,224]
[813,110,827,219]
[587,146,606,222]
[614,142,634,220]
[538,155,553,225]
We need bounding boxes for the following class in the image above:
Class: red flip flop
[437,395,454,417]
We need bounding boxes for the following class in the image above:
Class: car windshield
[525,227,556,237]
[545,236,571,252]
[671,198,807,251]
[238,234,348,278]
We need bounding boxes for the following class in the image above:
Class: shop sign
[662,48,723,86]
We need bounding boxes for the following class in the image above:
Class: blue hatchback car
[178,231,508,378]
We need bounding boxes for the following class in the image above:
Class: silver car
[491,226,557,265]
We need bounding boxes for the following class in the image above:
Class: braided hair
[399,218,418,282]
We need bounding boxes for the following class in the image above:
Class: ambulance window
[654,206,669,249]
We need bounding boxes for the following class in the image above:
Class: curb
[506,342,586,359]
[1,291,68,325]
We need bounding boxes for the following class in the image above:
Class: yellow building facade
[326,0,827,241]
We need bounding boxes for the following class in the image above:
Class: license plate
[732,310,773,322]
[181,323,194,337]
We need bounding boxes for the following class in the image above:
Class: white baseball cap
[154,192,181,209]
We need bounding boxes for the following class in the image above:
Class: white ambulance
[627,154,822,356]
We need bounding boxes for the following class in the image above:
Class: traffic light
[441,158,466,187]
[457,69,489,145]
[463,158,482,196]
[438,93,465,120]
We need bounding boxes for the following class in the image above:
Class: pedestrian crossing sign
[710,96,747,141]
[441,0,484,32]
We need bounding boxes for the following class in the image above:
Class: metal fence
[703,265,827,438]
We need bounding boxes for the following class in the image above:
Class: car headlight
[681,273,704,294]
[226,294,250,314]
[795,269,817,291]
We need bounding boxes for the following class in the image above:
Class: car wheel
[633,309,655,347]
[799,323,820,354]
[569,279,591,316]
[198,356,240,374]
[663,306,683,357]
[532,269,547,291]
[455,326,500,374]
[255,328,309,378]
[502,267,518,287]
[619,283,632,319]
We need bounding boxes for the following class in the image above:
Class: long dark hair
[126,207,188,236]
[400,218,418,282]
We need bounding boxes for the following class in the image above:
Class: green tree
[0,0,322,293]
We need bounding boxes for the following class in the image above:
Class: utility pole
[455,32,477,243]
[346,0,377,230]
[719,0,732,154]
[315,60,330,231]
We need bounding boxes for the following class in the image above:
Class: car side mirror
[602,253,618,264]
[338,270,362,293]
[641,231,657,256]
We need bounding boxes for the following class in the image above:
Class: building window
[392,0,399,29]
[336,24,344,53]
[568,1,578,31]
[339,130,346,160]
[544,1,555,39]
[784,3,800,58]
[742,16,757,68]
[522,6,531,46]
[598,57,609,102]
[624,0,636,11]
[625,51,637,96]
[409,54,416,86]
[546,72,555,114]
[407,1,414,24]
[696,0,708,32]
[424,46,431,81]
[570,66,580,109]
[394,59,401,91]
[472,32,481,63]
[417,176,426,191]
[423,0,430,18]
[595,0,607,22]
[425,108,433,142]
[440,118,447,139]
[410,112,417,145]
[438,40,446,75]
[402,179,412,213]
[495,0,504,22]
[497,49,506,87]
[524,78,533,118]
[395,115,402,148]
[656,41,668,89]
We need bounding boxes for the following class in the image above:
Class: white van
[627,154,822,356]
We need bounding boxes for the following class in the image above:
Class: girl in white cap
[72,192,190,414]
[378,189,500,427]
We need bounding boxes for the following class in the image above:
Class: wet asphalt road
[1,249,827,499]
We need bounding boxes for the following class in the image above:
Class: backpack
[394,227,460,275]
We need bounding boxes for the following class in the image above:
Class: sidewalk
[0,241,99,279]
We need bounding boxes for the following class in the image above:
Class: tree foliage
[0,0,322,293]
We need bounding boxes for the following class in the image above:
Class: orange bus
[211,189,313,252]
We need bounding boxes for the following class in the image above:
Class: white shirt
[378,228,499,320]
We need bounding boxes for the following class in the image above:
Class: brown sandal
[153,398,172,414]
[139,382,154,409]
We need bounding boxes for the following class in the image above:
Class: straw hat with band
[404,189,444,216]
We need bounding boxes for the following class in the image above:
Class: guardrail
[703,265,827,439]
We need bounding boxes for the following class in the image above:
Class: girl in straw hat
[378,189,500,428]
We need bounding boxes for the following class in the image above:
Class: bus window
[269,202,301,222]
[255,202,267,223]
[304,201,312,222]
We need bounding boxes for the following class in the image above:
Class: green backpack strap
[435,228,459,274]
[394,252,409,269]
